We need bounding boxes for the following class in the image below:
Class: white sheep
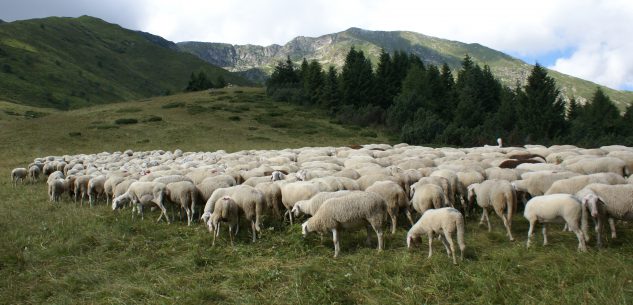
[301,191,387,257]
[564,157,627,176]
[74,175,92,206]
[28,165,41,183]
[11,168,27,187]
[280,181,320,225]
[112,181,170,223]
[201,185,264,242]
[48,178,66,203]
[456,170,485,214]
[88,175,107,207]
[410,184,448,216]
[468,180,516,241]
[579,183,633,247]
[164,181,198,226]
[365,181,412,234]
[545,173,627,195]
[104,176,126,205]
[292,190,353,217]
[406,207,466,265]
[255,182,283,219]
[206,196,240,246]
[523,194,588,252]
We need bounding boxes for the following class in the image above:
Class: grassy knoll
[1,87,632,304]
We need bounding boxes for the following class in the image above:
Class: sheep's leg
[405,209,415,226]
[185,207,192,226]
[438,233,451,256]
[251,220,256,243]
[391,213,397,234]
[595,216,603,248]
[427,232,434,258]
[212,223,219,246]
[526,220,535,248]
[289,211,294,226]
[500,214,514,241]
[482,209,492,232]
[365,225,373,246]
[332,228,340,258]
[229,225,235,247]
[542,224,548,246]
[573,228,587,252]
[609,218,617,239]
[443,232,458,265]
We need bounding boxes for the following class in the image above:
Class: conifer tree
[319,66,341,112]
[340,47,375,106]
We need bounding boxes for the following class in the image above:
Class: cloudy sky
[2,0,632,91]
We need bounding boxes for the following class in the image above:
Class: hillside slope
[0,16,250,109]
[179,27,633,110]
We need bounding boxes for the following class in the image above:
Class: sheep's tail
[456,213,465,251]
[254,198,264,232]
[506,189,516,224]
[580,197,589,241]
[221,199,230,219]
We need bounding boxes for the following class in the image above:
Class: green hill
[0,16,250,109]
[179,27,633,110]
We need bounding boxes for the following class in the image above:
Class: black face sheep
[579,183,633,247]
[467,180,516,241]
[206,196,240,246]
[406,207,465,265]
[301,191,387,257]
[10,168,27,187]
[523,194,588,252]
[111,181,170,223]
[164,181,198,226]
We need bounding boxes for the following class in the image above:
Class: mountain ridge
[177,27,633,110]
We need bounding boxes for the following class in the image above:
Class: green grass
[0,16,250,109]
[1,87,633,303]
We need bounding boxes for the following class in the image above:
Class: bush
[161,102,185,109]
[228,116,241,121]
[360,130,378,138]
[114,118,138,125]
[24,111,47,119]
[143,115,163,122]
[68,132,81,137]
[115,107,142,113]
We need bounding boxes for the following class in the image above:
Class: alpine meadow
[2,10,633,305]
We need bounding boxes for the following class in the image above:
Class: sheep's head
[292,201,305,217]
[201,211,212,225]
[406,232,418,249]
[467,184,477,206]
[301,221,310,237]
[582,193,601,218]
[112,195,128,210]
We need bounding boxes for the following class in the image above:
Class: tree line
[266,48,633,147]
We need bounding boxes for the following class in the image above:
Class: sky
[2,0,632,91]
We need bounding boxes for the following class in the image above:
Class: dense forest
[266,48,633,147]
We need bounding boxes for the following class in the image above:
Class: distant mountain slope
[178,27,633,110]
[0,16,250,108]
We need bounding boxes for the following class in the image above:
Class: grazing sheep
[104,176,125,205]
[206,196,240,246]
[545,173,627,195]
[456,171,485,214]
[468,180,516,241]
[280,181,321,225]
[366,181,412,233]
[88,175,107,207]
[512,171,580,198]
[357,174,399,190]
[28,165,41,183]
[406,207,466,265]
[523,194,588,252]
[153,175,193,185]
[292,190,354,217]
[10,168,27,187]
[410,184,448,216]
[564,157,627,176]
[164,181,198,226]
[112,181,170,223]
[202,185,265,242]
[430,170,459,205]
[410,177,451,204]
[485,167,520,182]
[113,179,137,199]
[579,183,633,247]
[196,175,236,203]
[48,178,66,203]
[301,191,387,257]
[255,182,283,219]
[74,175,92,206]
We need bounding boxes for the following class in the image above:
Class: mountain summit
[178,27,632,110]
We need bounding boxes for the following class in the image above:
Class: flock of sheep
[10,143,633,264]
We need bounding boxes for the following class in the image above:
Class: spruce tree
[340,47,375,106]
[319,66,341,112]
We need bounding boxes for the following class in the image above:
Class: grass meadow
[1,87,633,304]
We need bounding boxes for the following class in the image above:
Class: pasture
[1,88,633,304]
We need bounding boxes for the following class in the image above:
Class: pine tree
[375,49,393,108]
[303,60,325,105]
[319,66,341,112]
[340,47,375,106]
[516,63,567,142]
[215,75,227,88]
[566,96,580,121]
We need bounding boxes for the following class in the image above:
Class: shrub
[161,102,185,109]
[116,107,142,113]
[360,130,378,138]
[228,116,241,121]
[114,118,138,125]
[68,132,81,137]
[248,126,258,130]
[24,111,47,119]
[143,115,163,122]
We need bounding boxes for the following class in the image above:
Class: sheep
[104,176,125,205]
[365,181,413,233]
[484,167,520,182]
[410,177,450,204]
[410,184,448,216]
[301,191,387,257]
[280,181,320,225]
[430,170,459,204]
[243,176,274,187]
[270,170,286,181]
[357,174,399,190]
[456,170,485,214]
[512,171,580,198]
[10,168,27,187]
[292,190,354,217]
[545,173,627,195]
[74,175,92,206]
[206,196,240,246]
[255,182,283,220]
[201,185,265,242]
[153,175,193,185]
[164,181,198,226]
[88,175,107,207]
[28,165,41,183]
[113,179,138,203]
[523,194,588,252]
[112,181,170,223]
[564,157,627,176]
[579,184,633,247]
[48,178,66,203]
[468,180,516,241]
[406,207,465,265]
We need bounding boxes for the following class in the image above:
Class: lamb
[28,165,41,183]
[366,181,413,233]
[292,190,353,217]
[280,181,321,225]
[468,180,516,241]
[578,183,633,247]
[410,184,448,216]
[545,173,627,195]
[523,194,588,252]
[87,175,107,207]
[406,207,466,265]
[111,181,170,223]
[301,191,387,257]
[206,196,240,246]
[164,181,198,226]
[10,168,27,187]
